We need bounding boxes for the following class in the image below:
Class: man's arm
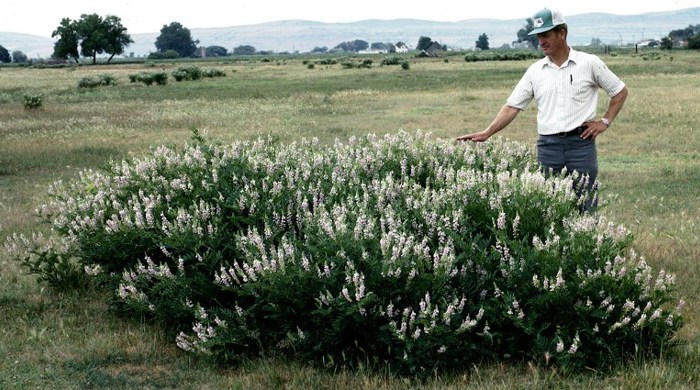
[581,86,628,140]
[456,105,521,142]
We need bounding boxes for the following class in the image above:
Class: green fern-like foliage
[7,130,684,375]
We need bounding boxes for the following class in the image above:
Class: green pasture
[1,51,699,388]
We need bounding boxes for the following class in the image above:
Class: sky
[2,0,699,37]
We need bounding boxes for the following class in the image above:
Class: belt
[547,125,587,137]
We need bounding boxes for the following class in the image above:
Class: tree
[416,36,433,51]
[0,45,10,63]
[516,18,538,49]
[155,22,198,58]
[660,36,674,50]
[590,37,602,47]
[333,40,368,52]
[666,24,700,48]
[101,15,134,62]
[12,50,28,63]
[76,14,131,64]
[232,45,256,55]
[75,13,105,64]
[689,34,700,50]
[475,33,489,50]
[370,42,392,52]
[669,25,700,42]
[51,14,132,64]
[205,45,228,57]
[52,18,80,63]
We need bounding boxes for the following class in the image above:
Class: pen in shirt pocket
[570,74,573,85]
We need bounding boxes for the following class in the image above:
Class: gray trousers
[536,134,598,212]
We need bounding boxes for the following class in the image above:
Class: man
[456,8,628,211]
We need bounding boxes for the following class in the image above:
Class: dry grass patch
[1,52,699,387]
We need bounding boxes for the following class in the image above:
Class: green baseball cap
[528,8,566,35]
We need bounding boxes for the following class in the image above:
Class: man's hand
[580,120,607,140]
[456,130,491,143]
[581,86,627,141]
[456,105,521,143]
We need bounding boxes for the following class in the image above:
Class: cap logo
[533,17,544,28]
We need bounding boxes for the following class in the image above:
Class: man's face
[537,28,566,56]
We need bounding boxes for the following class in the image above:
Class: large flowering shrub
[6,130,683,374]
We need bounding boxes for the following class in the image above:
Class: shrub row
[172,66,227,81]
[464,51,543,62]
[640,52,662,61]
[380,56,402,66]
[172,66,202,81]
[5,131,683,376]
[148,50,179,60]
[120,66,228,86]
[303,57,410,70]
[78,74,117,88]
[341,59,373,69]
[128,71,169,86]
[380,56,411,69]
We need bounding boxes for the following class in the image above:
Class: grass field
[1,50,699,388]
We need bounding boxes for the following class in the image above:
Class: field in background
[1,51,699,388]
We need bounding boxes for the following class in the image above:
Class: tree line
[660,24,700,49]
[0,13,526,64]
[2,15,700,64]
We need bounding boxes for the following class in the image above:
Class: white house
[394,42,410,53]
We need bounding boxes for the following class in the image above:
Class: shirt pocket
[571,81,593,103]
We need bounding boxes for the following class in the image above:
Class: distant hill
[0,32,58,59]
[2,7,699,59]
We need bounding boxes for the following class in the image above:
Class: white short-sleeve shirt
[506,47,626,135]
